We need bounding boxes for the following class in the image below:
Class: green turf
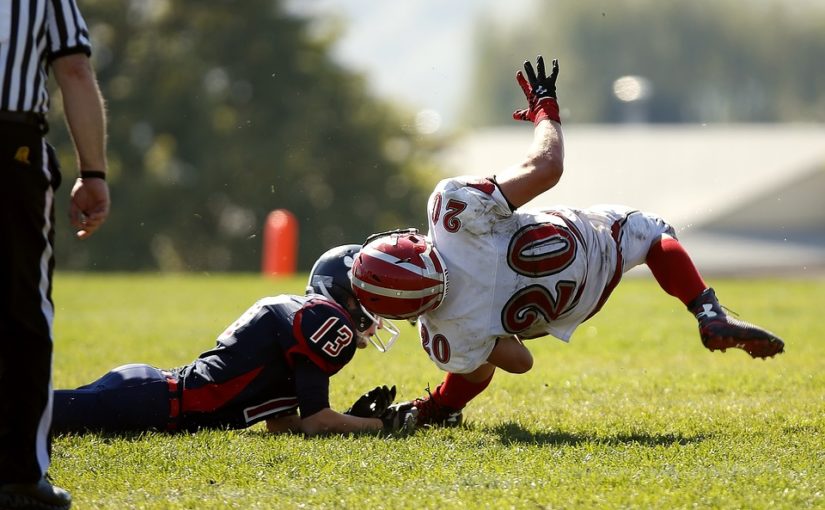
[49,273,824,509]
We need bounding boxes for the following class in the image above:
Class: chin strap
[363,227,419,246]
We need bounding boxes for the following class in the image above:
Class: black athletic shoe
[688,288,785,359]
[0,477,71,510]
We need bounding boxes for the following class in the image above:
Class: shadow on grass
[53,424,707,446]
[52,430,183,441]
[52,427,417,441]
[483,422,706,447]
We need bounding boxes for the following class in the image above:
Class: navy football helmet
[307,244,399,352]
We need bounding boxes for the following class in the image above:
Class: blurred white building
[439,124,825,276]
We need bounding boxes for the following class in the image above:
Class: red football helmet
[351,229,448,320]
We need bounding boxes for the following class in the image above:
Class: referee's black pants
[0,121,61,484]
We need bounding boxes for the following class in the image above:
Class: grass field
[49,272,824,509]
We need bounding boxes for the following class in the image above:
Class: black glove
[379,403,418,432]
[513,56,561,124]
[344,385,396,418]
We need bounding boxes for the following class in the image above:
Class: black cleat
[399,386,463,428]
[0,477,72,510]
[688,288,785,359]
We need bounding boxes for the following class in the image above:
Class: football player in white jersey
[351,56,785,427]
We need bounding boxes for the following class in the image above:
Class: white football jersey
[418,176,672,373]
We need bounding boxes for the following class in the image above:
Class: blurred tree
[49,0,439,271]
[466,0,825,125]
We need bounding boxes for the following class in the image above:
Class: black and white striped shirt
[0,0,92,114]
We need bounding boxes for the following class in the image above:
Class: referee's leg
[0,132,56,484]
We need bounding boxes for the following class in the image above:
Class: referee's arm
[52,53,110,238]
[52,54,107,174]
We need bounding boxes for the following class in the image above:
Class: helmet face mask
[351,229,448,321]
[307,244,399,352]
[356,308,401,352]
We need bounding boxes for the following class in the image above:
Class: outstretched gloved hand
[344,385,396,418]
[513,55,561,125]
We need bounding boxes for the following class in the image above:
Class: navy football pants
[52,364,174,433]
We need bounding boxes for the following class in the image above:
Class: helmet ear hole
[351,231,448,321]
[307,244,376,334]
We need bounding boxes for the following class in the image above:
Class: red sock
[645,236,707,305]
[432,372,494,410]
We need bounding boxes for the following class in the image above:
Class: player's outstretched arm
[496,56,564,209]
[265,415,302,434]
[263,410,383,435]
[297,405,416,436]
[277,384,413,435]
[299,408,384,436]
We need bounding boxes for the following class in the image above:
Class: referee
[1,0,109,508]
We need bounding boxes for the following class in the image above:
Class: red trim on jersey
[163,371,181,431]
[309,295,349,317]
[585,220,624,321]
[243,396,299,423]
[289,300,347,375]
[181,367,263,413]
[465,179,496,195]
[285,343,338,374]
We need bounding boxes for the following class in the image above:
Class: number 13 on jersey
[310,317,354,357]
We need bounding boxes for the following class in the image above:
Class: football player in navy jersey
[51,245,416,436]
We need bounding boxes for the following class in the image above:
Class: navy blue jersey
[177,294,358,430]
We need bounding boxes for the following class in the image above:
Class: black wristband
[80,170,106,180]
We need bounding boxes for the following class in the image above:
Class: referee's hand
[69,177,110,239]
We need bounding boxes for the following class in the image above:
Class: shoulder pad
[290,298,357,374]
